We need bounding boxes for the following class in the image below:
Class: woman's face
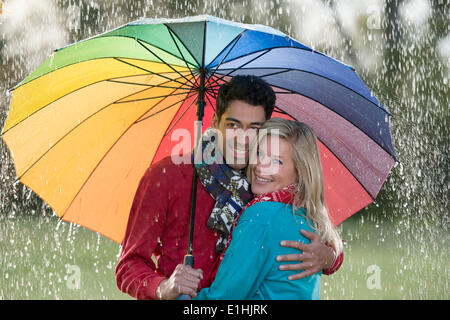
[250,135,299,195]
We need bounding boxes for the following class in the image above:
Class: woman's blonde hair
[252,118,343,255]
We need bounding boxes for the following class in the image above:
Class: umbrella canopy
[1,15,396,244]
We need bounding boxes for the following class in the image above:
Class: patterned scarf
[194,128,253,253]
[209,184,297,284]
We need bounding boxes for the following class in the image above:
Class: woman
[181,118,343,299]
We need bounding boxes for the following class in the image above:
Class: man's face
[211,100,266,170]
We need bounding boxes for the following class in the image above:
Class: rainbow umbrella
[1,15,396,246]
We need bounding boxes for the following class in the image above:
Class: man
[115,75,343,300]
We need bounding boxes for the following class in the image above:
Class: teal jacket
[193,201,321,300]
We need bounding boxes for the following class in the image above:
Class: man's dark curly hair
[215,75,276,121]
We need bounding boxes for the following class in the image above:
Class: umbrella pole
[179,68,206,300]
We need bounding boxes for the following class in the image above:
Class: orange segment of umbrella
[61,90,194,242]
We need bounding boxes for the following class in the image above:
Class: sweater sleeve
[115,160,170,300]
[193,205,270,300]
[323,249,344,275]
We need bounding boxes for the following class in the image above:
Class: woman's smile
[253,174,273,183]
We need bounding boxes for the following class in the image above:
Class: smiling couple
[115,75,343,300]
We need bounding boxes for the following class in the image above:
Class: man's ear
[211,112,219,129]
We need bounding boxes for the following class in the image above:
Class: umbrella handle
[178,254,195,300]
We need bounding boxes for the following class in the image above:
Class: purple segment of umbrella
[219,67,395,159]
[275,93,396,199]
[216,47,381,109]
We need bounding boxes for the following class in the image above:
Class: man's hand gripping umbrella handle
[179,254,195,300]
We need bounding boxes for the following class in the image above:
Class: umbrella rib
[218,66,390,114]
[135,38,196,87]
[204,78,221,93]
[257,68,293,78]
[10,55,192,93]
[321,138,377,201]
[208,49,272,88]
[205,88,218,97]
[135,91,198,124]
[58,89,191,223]
[310,119,393,188]
[206,31,245,70]
[212,67,293,83]
[14,79,190,182]
[207,45,314,72]
[106,79,193,90]
[162,94,199,136]
[202,75,229,99]
[212,68,314,94]
[99,34,199,69]
[213,69,395,158]
[211,46,391,116]
[205,32,244,85]
[113,57,191,88]
[204,72,294,96]
[1,71,188,137]
[204,91,216,112]
[164,24,202,68]
[114,91,189,104]
[273,106,377,201]
[166,26,200,88]
[204,74,230,95]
